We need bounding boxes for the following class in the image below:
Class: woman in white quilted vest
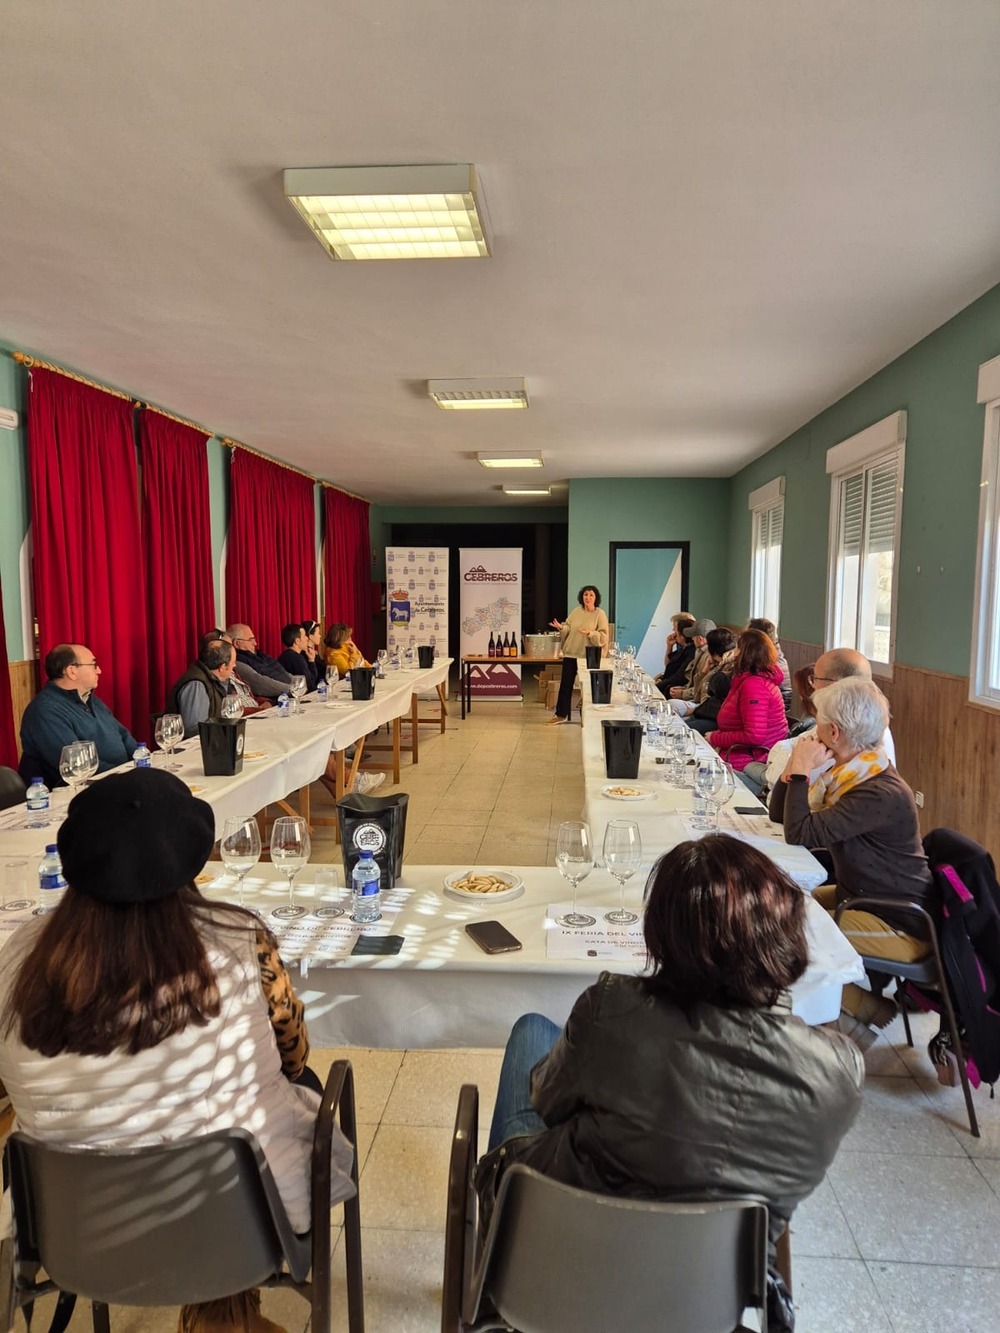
[0,769,355,1333]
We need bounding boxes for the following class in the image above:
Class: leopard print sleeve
[255,924,310,1080]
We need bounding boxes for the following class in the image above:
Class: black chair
[1,1060,365,1333]
[0,766,26,811]
[834,895,979,1137]
[443,1085,774,1333]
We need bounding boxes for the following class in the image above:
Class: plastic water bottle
[25,777,51,828]
[316,677,328,704]
[351,851,382,923]
[37,845,67,914]
[277,693,290,717]
[133,744,151,768]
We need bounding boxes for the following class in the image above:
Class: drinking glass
[77,740,99,784]
[693,755,725,830]
[158,713,185,771]
[58,741,91,794]
[288,675,307,714]
[668,727,694,788]
[220,815,262,908]
[2,859,33,912]
[312,865,344,918]
[376,648,388,677]
[326,665,340,690]
[555,821,596,928]
[221,693,243,721]
[270,816,310,919]
[707,763,738,830]
[603,820,641,924]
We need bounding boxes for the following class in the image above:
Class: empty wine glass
[604,819,642,924]
[668,727,694,788]
[693,755,725,830]
[555,820,596,928]
[288,674,307,714]
[707,763,738,831]
[376,648,388,677]
[77,740,99,784]
[270,816,310,919]
[220,815,262,908]
[156,713,184,771]
[312,864,344,918]
[58,742,91,794]
[221,692,243,721]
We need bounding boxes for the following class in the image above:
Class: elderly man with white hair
[769,677,934,1042]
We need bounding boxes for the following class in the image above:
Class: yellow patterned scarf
[807,744,890,811]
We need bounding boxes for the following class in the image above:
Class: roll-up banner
[459,548,522,699]
[385,547,449,658]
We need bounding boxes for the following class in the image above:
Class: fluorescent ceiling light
[283,164,491,261]
[477,452,544,469]
[430,378,528,411]
[502,485,551,496]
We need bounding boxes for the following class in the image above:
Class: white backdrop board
[385,546,448,655]
[459,548,523,699]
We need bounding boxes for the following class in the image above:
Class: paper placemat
[545,903,646,962]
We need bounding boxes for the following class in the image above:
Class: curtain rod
[320,479,370,504]
[220,437,317,483]
[12,351,133,402]
[136,402,211,437]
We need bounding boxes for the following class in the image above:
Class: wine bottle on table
[509,634,517,658]
[488,632,496,658]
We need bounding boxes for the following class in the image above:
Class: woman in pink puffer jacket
[708,629,788,771]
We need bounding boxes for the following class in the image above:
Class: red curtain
[138,410,215,713]
[323,488,372,658]
[27,369,149,739]
[0,584,17,768]
[226,449,316,657]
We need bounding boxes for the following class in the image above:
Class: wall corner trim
[977,353,1000,404]
[825,410,907,475]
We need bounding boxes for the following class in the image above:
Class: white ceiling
[4,1,1000,506]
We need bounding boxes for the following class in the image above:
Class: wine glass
[376,648,388,677]
[693,755,725,830]
[707,763,738,831]
[221,692,243,721]
[288,674,307,714]
[604,820,642,924]
[668,727,694,788]
[270,816,310,919]
[77,740,99,785]
[58,742,91,794]
[158,713,184,771]
[220,815,261,908]
[312,865,344,918]
[555,821,596,928]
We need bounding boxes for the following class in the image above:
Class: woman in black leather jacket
[477,836,863,1322]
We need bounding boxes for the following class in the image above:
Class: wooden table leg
[391,717,401,783]
[437,681,448,733]
[411,693,420,764]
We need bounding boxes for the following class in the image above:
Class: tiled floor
[33,696,1000,1331]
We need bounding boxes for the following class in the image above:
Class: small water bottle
[277,693,290,717]
[316,676,328,704]
[351,851,382,923]
[37,844,67,914]
[691,793,710,829]
[133,744,152,768]
[25,777,51,828]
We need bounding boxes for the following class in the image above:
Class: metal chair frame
[835,895,980,1137]
[1,1060,365,1333]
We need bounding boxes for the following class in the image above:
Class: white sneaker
[354,772,386,795]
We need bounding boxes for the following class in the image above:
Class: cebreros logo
[463,564,517,582]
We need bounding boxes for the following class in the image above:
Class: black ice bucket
[417,645,435,669]
[585,645,603,670]
[337,791,409,888]
[601,719,643,779]
[590,669,614,705]
[197,718,246,777]
[349,666,376,700]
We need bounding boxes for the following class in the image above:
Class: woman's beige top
[559,607,610,658]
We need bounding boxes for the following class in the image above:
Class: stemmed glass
[376,648,388,677]
[58,742,91,794]
[221,693,243,721]
[156,714,184,771]
[220,815,262,908]
[270,816,310,919]
[707,763,738,831]
[288,675,307,714]
[693,755,725,830]
[668,727,694,788]
[555,821,596,928]
[77,740,98,785]
[603,820,642,924]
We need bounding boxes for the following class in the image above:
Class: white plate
[443,868,525,903]
[601,784,656,801]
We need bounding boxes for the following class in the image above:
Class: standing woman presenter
[548,584,609,724]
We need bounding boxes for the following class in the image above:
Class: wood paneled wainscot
[8,659,37,757]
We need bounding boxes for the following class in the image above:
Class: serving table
[460,654,562,719]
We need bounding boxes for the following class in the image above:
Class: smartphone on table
[465,920,523,955]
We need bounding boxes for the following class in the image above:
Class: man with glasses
[225,623,293,700]
[19,643,139,787]
[809,648,896,764]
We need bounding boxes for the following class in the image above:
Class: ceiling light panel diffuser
[477,452,543,469]
[430,378,528,411]
[502,485,551,496]
[284,164,491,261]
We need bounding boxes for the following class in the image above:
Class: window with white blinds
[970,359,1000,708]
[827,448,902,668]
[750,498,783,624]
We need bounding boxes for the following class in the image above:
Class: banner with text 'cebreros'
[459,548,522,699]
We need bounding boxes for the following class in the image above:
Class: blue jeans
[487,1012,561,1151]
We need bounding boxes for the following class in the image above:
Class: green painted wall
[567,478,731,619]
[726,282,1000,676]
[0,346,29,659]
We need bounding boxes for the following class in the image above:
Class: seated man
[665,617,716,713]
[168,638,241,738]
[226,623,293,700]
[809,647,896,762]
[277,623,320,691]
[19,644,139,785]
[654,612,697,692]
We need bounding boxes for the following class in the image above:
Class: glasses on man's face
[72,660,98,669]
[236,636,257,646]
[808,674,833,686]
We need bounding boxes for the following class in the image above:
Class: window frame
[970,354,1000,709]
[748,476,784,626]
[824,411,907,679]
